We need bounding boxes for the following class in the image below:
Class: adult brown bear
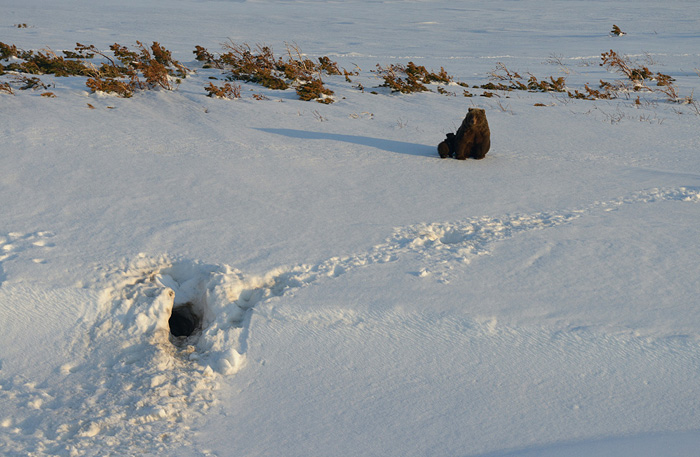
[438,108,491,160]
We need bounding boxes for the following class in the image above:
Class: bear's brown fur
[437,132,456,158]
[438,108,490,160]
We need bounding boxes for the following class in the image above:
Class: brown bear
[437,108,490,160]
[437,132,456,158]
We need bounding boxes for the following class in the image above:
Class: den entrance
[168,303,200,338]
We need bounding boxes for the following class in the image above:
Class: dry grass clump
[486,62,566,93]
[317,56,341,76]
[485,51,684,104]
[596,49,683,102]
[374,62,455,94]
[12,75,48,90]
[83,41,188,97]
[84,77,134,97]
[112,41,187,89]
[204,81,242,99]
[2,38,696,114]
[0,42,90,77]
[566,84,615,100]
[220,42,290,90]
[194,41,338,103]
[0,73,51,95]
[0,41,188,98]
[296,78,334,103]
[1,42,20,61]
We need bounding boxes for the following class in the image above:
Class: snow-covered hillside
[1,1,700,456]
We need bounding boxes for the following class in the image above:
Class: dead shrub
[342,65,360,83]
[82,41,188,96]
[318,56,341,76]
[197,41,337,102]
[296,78,333,103]
[0,41,188,97]
[487,63,565,93]
[527,75,566,92]
[218,41,289,89]
[374,61,453,94]
[109,41,187,90]
[600,49,681,101]
[25,49,90,76]
[85,77,135,97]
[194,45,223,69]
[0,81,13,94]
[567,83,615,100]
[12,75,48,90]
[0,43,90,77]
[204,81,241,99]
[375,63,428,93]
[0,42,20,60]
[600,50,652,89]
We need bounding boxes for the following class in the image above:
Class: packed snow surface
[1,0,700,456]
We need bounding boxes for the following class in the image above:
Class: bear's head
[466,108,487,126]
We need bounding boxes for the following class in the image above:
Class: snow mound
[0,256,259,456]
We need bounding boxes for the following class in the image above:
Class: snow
[1,0,700,456]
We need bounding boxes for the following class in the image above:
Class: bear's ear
[468,107,474,112]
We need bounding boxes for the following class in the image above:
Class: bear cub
[438,108,490,160]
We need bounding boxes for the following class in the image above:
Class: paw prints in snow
[0,230,55,266]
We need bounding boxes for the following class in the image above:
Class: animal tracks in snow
[1,187,698,456]
[85,185,700,370]
[0,231,55,284]
[0,231,55,260]
[366,186,700,282]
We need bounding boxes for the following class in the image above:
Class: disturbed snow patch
[0,256,279,456]
[93,256,252,376]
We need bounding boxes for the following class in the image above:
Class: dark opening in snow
[169,303,200,337]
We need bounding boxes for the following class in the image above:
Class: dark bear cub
[438,132,456,158]
[437,108,491,160]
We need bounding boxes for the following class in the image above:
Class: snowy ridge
[2,186,698,456]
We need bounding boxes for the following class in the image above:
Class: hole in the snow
[169,302,200,338]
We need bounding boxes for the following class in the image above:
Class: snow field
[3,183,700,455]
[217,300,700,457]
[2,0,700,456]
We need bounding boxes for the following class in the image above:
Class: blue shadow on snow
[257,128,435,158]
